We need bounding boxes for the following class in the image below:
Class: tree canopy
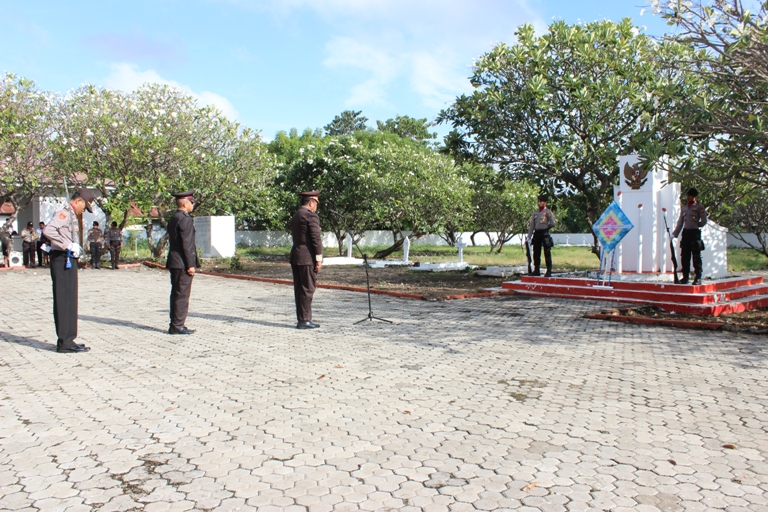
[439,19,698,254]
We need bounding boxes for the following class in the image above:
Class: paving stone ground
[1,265,767,512]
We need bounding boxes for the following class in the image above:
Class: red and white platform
[501,275,768,316]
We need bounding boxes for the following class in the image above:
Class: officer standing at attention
[290,190,323,329]
[106,221,123,269]
[43,188,95,353]
[166,190,199,335]
[671,187,708,285]
[20,221,38,268]
[87,221,104,269]
[527,194,556,277]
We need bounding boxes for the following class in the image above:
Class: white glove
[669,234,675,241]
[68,242,82,258]
[525,236,532,244]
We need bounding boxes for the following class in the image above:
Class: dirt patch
[202,257,511,300]
[589,305,768,333]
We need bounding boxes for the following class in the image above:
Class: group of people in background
[85,220,125,270]
[0,218,123,270]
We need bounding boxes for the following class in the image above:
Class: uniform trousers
[50,250,78,349]
[532,230,552,273]
[169,269,194,329]
[109,243,121,268]
[291,264,317,322]
[22,241,36,268]
[680,228,703,278]
[90,242,102,269]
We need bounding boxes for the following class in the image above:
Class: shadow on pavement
[80,315,167,334]
[188,312,295,330]
[0,332,56,351]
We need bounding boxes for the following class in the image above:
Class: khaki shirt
[673,201,708,237]
[43,204,78,251]
[87,228,103,244]
[21,228,38,243]
[528,208,556,238]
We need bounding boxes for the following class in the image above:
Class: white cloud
[323,37,399,107]
[103,63,239,120]
[217,0,545,111]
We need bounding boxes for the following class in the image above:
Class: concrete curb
[584,312,724,330]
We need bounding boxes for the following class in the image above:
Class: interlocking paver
[1,266,767,510]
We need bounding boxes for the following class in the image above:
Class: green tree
[438,19,697,256]
[0,73,57,228]
[376,115,436,146]
[641,0,768,255]
[468,167,539,253]
[324,110,368,135]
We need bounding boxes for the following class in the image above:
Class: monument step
[499,285,768,316]
[512,275,763,293]
[501,279,768,305]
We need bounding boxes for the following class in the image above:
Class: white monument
[612,155,727,279]
[194,215,236,258]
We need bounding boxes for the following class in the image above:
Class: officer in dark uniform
[166,190,199,335]
[671,187,708,285]
[527,194,556,277]
[106,221,123,269]
[43,188,96,353]
[290,190,323,329]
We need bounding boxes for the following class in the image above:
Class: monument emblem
[623,161,649,189]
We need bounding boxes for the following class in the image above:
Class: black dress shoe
[544,271,552,277]
[57,345,90,353]
[679,277,689,285]
[168,326,195,335]
[692,276,702,286]
[297,321,320,329]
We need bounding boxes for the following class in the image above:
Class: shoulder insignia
[59,212,68,220]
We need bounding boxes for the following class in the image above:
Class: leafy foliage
[324,110,368,136]
[0,73,56,227]
[439,19,698,255]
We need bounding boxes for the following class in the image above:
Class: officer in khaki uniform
[43,188,95,353]
[290,190,323,329]
[87,221,104,269]
[527,194,556,277]
[166,190,199,335]
[671,187,708,285]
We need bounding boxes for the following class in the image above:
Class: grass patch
[728,248,768,272]
[238,244,768,272]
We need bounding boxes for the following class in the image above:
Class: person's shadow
[79,315,167,333]
[0,332,56,351]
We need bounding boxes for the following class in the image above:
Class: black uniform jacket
[290,206,323,266]
[166,210,198,269]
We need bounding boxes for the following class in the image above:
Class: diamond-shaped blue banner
[592,202,634,253]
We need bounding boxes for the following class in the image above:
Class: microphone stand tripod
[354,252,393,325]
[329,210,392,324]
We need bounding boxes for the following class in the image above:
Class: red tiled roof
[0,202,15,215]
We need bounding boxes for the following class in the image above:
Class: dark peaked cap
[172,190,195,199]
[299,190,320,199]
[74,187,96,213]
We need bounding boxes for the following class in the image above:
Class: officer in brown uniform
[671,187,708,285]
[166,190,199,335]
[43,188,95,353]
[106,221,123,269]
[290,190,323,329]
[20,221,38,268]
[527,194,556,277]
[87,221,104,269]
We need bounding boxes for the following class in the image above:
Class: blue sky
[1,0,672,141]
